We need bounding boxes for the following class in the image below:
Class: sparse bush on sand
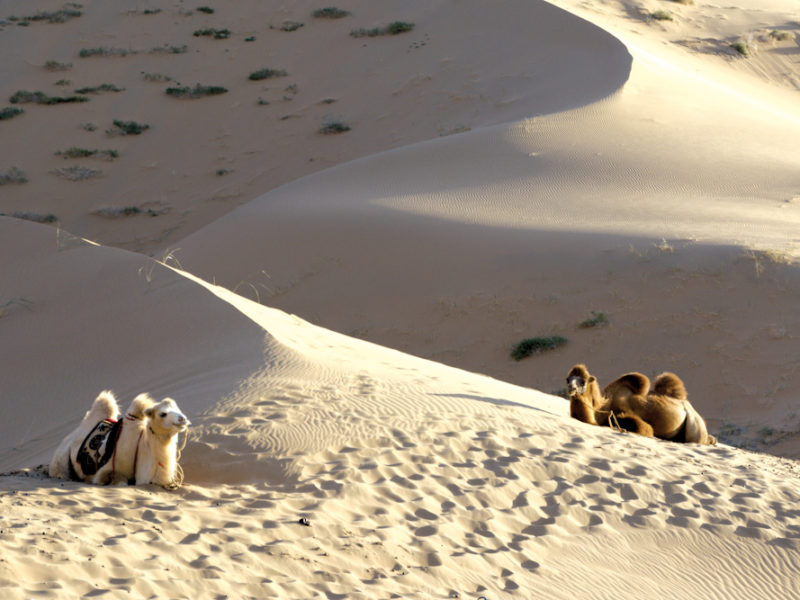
[649,10,673,21]
[350,21,415,38]
[769,30,791,42]
[149,44,188,55]
[51,166,102,181]
[510,336,568,361]
[79,47,135,57]
[0,107,24,120]
[277,21,304,32]
[578,312,609,329]
[142,72,173,82]
[56,147,118,160]
[91,205,164,218]
[730,41,751,56]
[248,67,288,81]
[5,212,58,224]
[196,6,215,14]
[193,27,230,39]
[8,6,82,24]
[74,83,124,94]
[165,84,228,98]
[313,7,351,19]
[0,167,28,185]
[9,90,88,105]
[109,120,150,135]
[319,118,351,134]
[44,59,72,71]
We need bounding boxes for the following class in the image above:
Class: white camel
[49,390,190,489]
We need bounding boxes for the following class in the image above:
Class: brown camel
[566,364,717,445]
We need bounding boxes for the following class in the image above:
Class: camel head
[144,398,190,437]
[566,364,594,398]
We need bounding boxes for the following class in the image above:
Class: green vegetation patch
[5,212,58,224]
[649,10,673,21]
[110,120,150,135]
[79,47,135,58]
[278,21,304,32]
[56,147,118,160]
[0,167,28,185]
[149,44,188,55]
[143,72,172,82]
[51,166,102,181]
[9,90,88,105]
[578,311,609,329]
[44,60,72,71]
[730,41,751,57]
[510,336,568,361]
[351,21,415,38]
[196,6,215,14]
[74,83,124,94]
[248,68,288,81]
[319,119,351,134]
[0,107,24,120]
[9,5,82,24]
[313,7,351,19]
[165,84,228,98]
[193,27,230,39]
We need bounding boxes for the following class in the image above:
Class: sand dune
[2,0,800,598]
[3,218,800,599]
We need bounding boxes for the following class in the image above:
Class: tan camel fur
[566,364,716,445]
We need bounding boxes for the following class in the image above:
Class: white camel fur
[49,390,190,489]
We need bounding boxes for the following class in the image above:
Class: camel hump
[603,372,650,400]
[653,372,687,400]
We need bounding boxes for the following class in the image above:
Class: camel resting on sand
[566,364,717,445]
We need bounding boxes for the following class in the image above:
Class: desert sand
[1,0,800,598]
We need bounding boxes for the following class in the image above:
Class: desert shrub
[92,206,143,217]
[79,47,134,57]
[74,83,124,94]
[769,30,791,41]
[165,84,228,98]
[578,312,609,329]
[510,336,568,361]
[0,167,27,185]
[9,90,88,105]
[44,60,72,71]
[313,7,351,19]
[12,6,82,24]
[111,120,150,135]
[386,21,415,34]
[8,212,58,223]
[248,67,288,80]
[56,147,118,160]
[143,72,172,82]
[0,107,24,120]
[730,41,750,56]
[351,21,415,38]
[51,166,102,181]
[149,44,188,54]
[193,27,230,39]
[278,21,304,32]
[319,119,351,134]
[196,6,215,14]
[650,10,672,21]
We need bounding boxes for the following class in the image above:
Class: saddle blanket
[72,418,122,478]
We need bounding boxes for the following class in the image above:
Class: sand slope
[2,218,800,599]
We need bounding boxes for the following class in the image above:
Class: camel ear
[143,406,155,418]
[588,376,596,384]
